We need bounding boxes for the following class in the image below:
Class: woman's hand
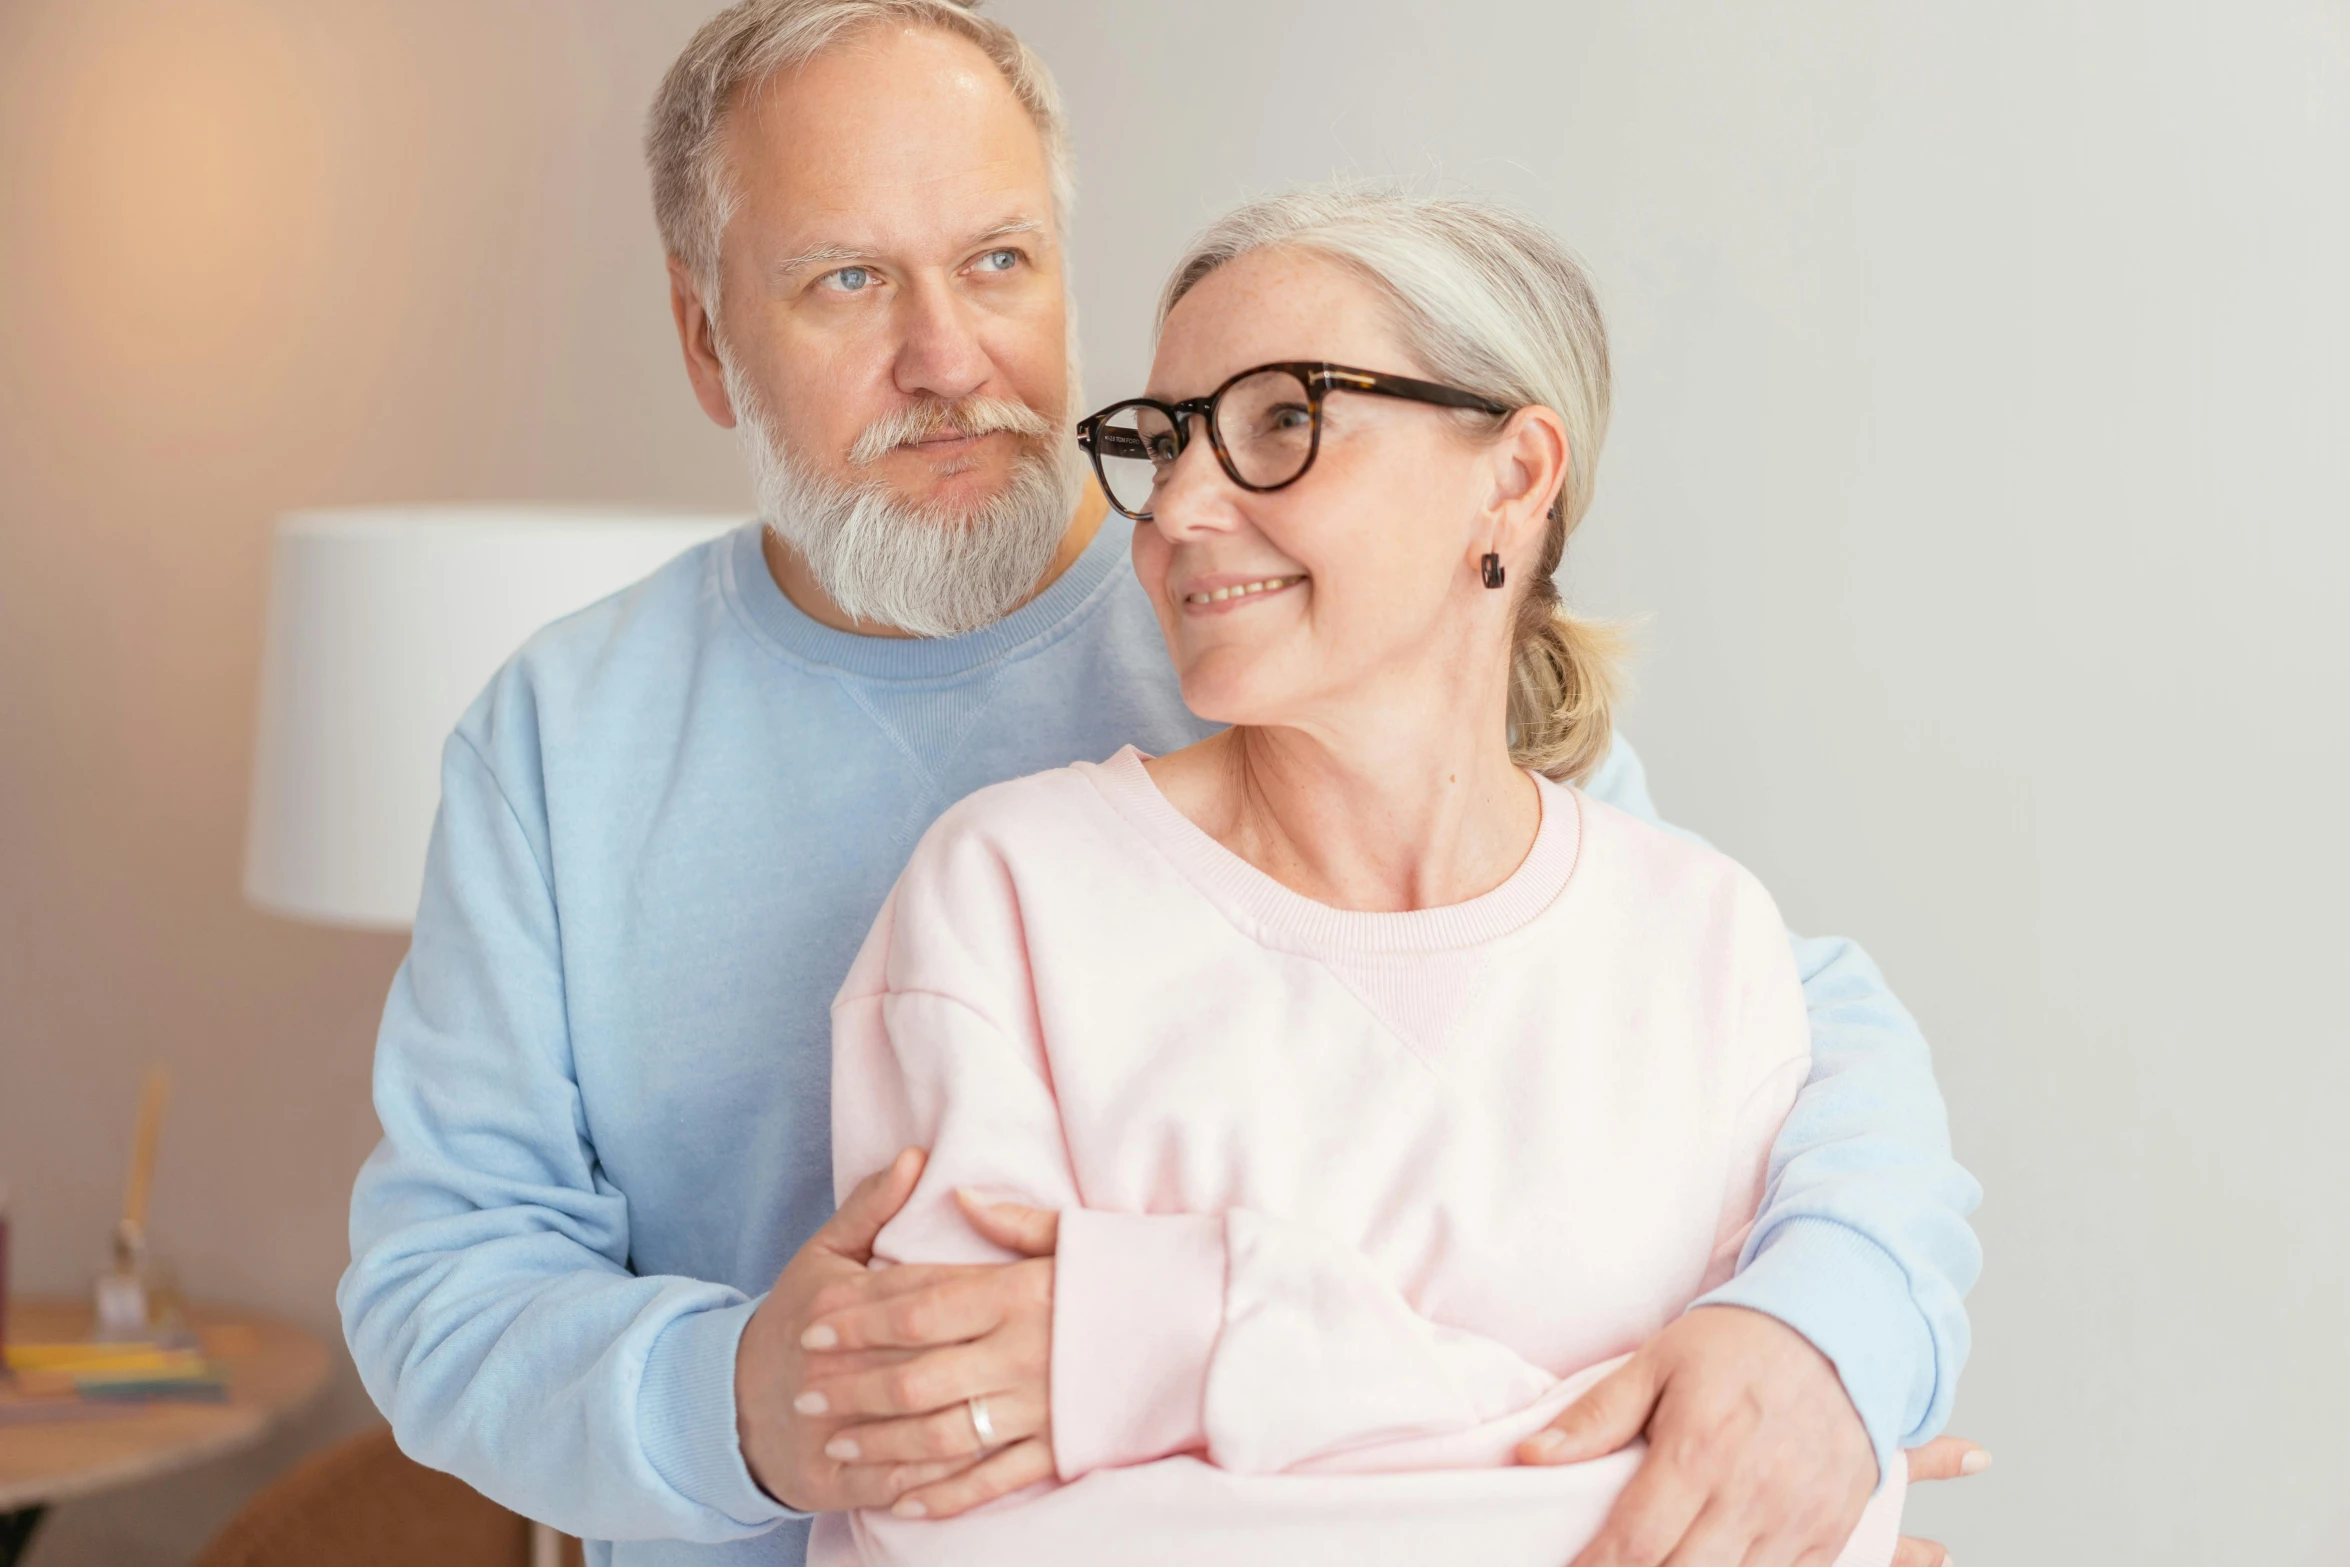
[796,1193,1061,1520]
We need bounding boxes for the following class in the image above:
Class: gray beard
[728,367,1084,639]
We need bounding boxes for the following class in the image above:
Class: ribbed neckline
[1081,745,1583,956]
[718,512,1134,684]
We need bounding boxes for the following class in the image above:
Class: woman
[806,185,1907,1566]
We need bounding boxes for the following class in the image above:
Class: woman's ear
[1484,404,1570,556]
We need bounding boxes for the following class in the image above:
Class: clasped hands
[735,1149,1982,1566]
[736,1151,1060,1521]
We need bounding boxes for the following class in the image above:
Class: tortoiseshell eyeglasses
[1075,361,1514,522]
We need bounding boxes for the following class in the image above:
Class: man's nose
[892,275,993,404]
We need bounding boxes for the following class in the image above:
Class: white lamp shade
[244,505,743,929]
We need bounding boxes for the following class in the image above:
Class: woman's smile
[1177,572,1310,613]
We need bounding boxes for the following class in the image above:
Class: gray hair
[727,354,1083,635]
[646,0,1074,311]
[1160,184,1623,783]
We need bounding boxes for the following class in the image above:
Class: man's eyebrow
[770,242,876,280]
[970,218,1045,247]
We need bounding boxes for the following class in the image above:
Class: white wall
[991,2,2350,1562]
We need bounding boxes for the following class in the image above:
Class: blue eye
[825,266,874,292]
[975,248,1020,273]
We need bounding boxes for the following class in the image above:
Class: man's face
[713,25,1070,520]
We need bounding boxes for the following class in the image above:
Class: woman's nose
[1148,429,1240,538]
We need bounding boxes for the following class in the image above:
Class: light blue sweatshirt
[340,519,1981,1567]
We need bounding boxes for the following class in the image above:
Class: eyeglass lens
[1093,368,1319,517]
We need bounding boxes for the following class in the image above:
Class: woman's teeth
[1185,575,1305,605]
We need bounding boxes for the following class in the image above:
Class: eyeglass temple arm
[1313,367,1546,515]
[1313,366,1512,416]
[1080,423,1153,460]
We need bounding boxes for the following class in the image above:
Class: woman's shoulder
[928,747,1152,843]
[1555,786,1808,1068]
[1561,784,1790,943]
[928,759,1116,838]
[842,759,1141,1008]
[897,752,1145,896]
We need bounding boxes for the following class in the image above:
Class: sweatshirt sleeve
[1582,734,1984,1473]
[832,899,1234,1477]
[338,722,790,1544]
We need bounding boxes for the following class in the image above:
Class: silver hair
[646,0,1074,312]
[1159,183,1623,782]
[725,357,1084,637]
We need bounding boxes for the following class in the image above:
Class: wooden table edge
[0,1300,334,1515]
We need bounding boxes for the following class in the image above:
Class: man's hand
[1519,1304,1886,1567]
[1890,1437,1989,1567]
[736,1149,969,1513]
[795,1194,1059,1521]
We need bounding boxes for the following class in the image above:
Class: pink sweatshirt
[810,748,1905,1567]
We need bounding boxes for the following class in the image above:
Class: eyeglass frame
[1074,361,1516,523]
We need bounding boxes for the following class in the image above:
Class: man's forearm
[342,963,793,1541]
[341,1174,782,1541]
[1695,932,1983,1471]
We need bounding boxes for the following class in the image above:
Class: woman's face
[1131,247,1519,734]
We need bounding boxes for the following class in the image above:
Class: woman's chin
[1176,665,1254,726]
[1176,666,1298,732]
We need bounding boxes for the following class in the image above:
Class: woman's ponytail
[1506,576,1624,784]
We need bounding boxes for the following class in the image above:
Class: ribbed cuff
[638,1297,801,1528]
[1051,1209,1227,1480]
[1692,1216,1934,1480]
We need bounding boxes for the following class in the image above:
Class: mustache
[848,396,1057,467]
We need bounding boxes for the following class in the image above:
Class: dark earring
[1481,553,1506,590]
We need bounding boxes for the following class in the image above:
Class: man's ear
[668,257,739,430]
[1485,404,1570,557]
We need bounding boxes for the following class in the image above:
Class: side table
[1,1300,330,1566]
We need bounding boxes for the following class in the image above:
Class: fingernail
[891,1498,928,1519]
[1524,1430,1566,1459]
[824,1437,859,1461]
[801,1324,838,1350]
[1960,1448,1992,1475]
[792,1391,828,1416]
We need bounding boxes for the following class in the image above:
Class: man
[340,4,1983,1565]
